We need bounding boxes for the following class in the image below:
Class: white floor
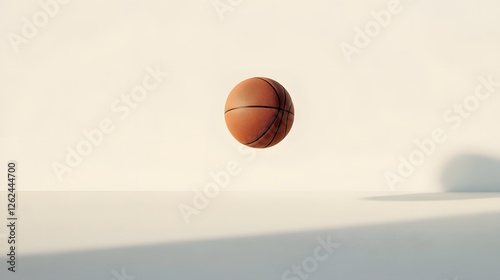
[1,191,500,279]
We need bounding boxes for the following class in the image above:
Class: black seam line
[283,103,293,138]
[224,105,294,115]
[264,82,288,148]
[265,109,285,148]
[245,78,281,145]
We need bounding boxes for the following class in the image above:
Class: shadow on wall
[365,154,500,201]
[442,154,500,192]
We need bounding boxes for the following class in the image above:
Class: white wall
[1,0,499,191]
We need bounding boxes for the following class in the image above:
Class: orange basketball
[224,77,295,148]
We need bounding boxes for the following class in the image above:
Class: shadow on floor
[2,212,500,280]
[363,192,500,201]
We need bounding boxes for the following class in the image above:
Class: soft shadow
[367,154,500,201]
[442,154,500,192]
[364,192,500,201]
[2,212,500,279]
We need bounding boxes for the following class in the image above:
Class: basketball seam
[283,88,294,137]
[264,82,288,148]
[225,105,294,115]
[264,107,285,148]
[244,78,281,145]
[284,103,293,137]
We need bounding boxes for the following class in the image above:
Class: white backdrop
[1,0,500,191]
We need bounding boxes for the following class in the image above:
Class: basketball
[224,77,295,148]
